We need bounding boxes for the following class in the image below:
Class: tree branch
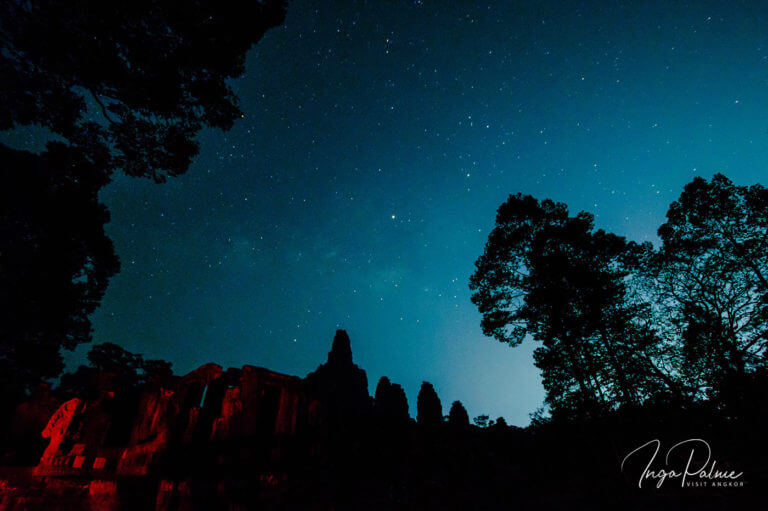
[89,88,118,125]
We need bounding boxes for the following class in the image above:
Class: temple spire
[327,329,353,366]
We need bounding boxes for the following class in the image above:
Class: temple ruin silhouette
[6,331,385,508]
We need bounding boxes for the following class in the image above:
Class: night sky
[19,0,768,425]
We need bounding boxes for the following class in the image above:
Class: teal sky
[29,0,768,425]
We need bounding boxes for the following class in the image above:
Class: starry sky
[29,0,768,425]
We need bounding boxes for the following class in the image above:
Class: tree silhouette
[447,400,469,428]
[653,174,768,401]
[471,176,768,418]
[0,0,286,404]
[0,145,118,404]
[492,416,508,430]
[416,381,442,426]
[470,194,677,418]
[1,0,287,181]
[58,342,174,398]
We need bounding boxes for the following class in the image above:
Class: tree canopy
[0,144,118,399]
[0,0,287,404]
[1,0,287,180]
[654,174,768,401]
[470,174,768,419]
[58,342,174,399]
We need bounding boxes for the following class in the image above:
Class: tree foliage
[1,0,287,181]
[653,174,768,401]
[0,0,286,401]
[471,174,768,420]
[470,194,672,417]
[0,145,118,398]
[59,342,173,398]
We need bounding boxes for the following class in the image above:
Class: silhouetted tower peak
[374,376,410,424]
[305,330,372,427]
[417,381,443,426]
[328,329,353,366]
[448,400,470,428]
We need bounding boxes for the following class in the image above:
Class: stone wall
[28,330,372,478]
